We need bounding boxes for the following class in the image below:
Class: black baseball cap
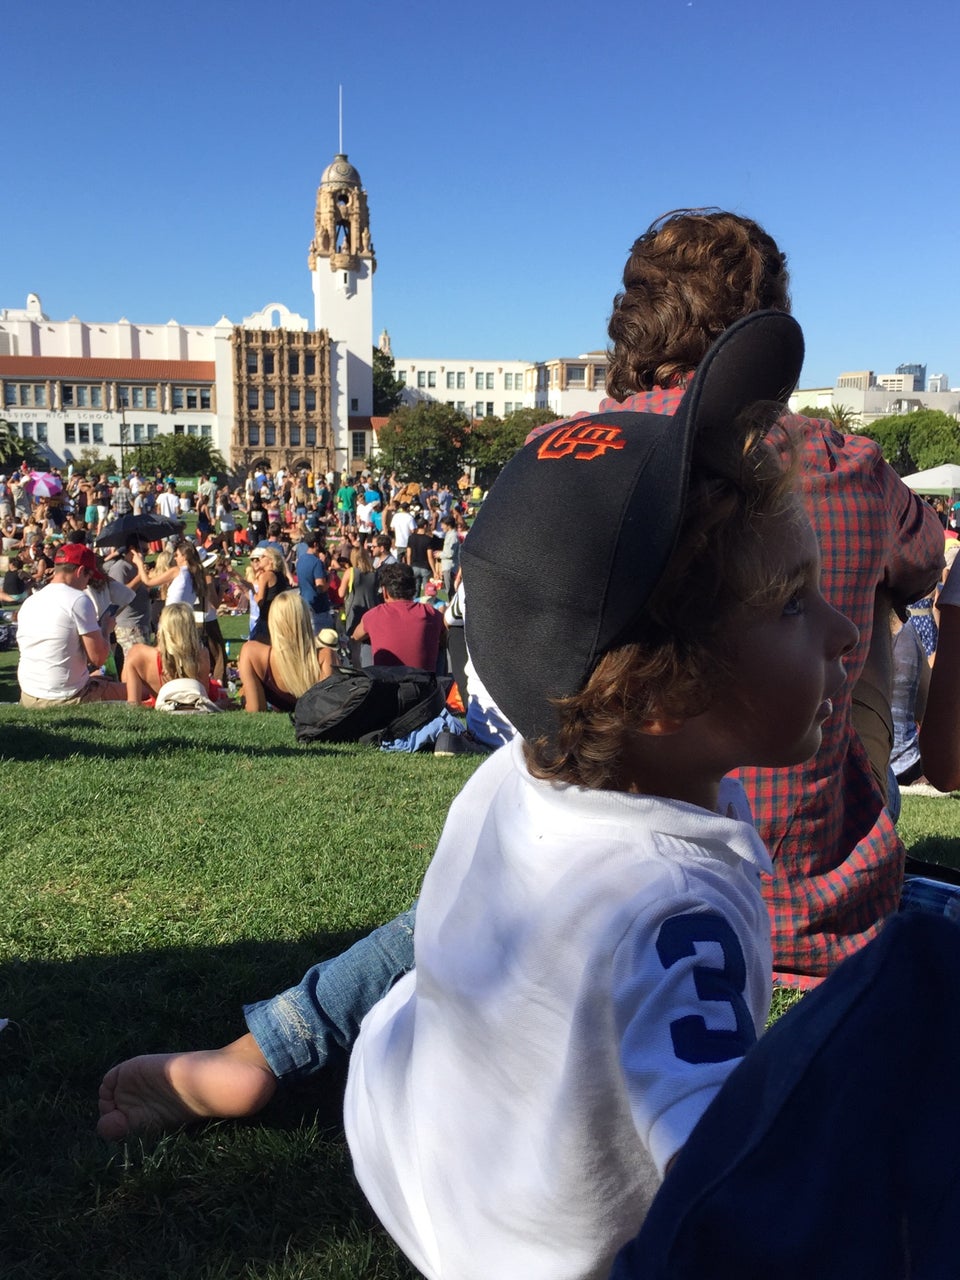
[462,310,804,743]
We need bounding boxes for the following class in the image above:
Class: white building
[394,351,608,421]
[0,294,229,467]
[1,151,607,478]
[789,368,960,426]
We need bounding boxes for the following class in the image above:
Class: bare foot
[96,1034,278,1140]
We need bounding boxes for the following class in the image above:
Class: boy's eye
[782,591,806,617]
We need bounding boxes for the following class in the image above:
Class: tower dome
[320,153,362,188]
[308,152,374,273]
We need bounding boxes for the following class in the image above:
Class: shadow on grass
[0,713,364,763]
[906,838,960,879]
[2,926,414,1279]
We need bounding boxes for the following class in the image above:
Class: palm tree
[0,419,44,470]
[824,403,861,431]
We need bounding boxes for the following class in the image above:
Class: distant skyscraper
[928,372,950,393]
[896,362,926,392]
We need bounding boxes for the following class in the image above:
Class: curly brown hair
[606,210,791,400]
[524,412,800,791]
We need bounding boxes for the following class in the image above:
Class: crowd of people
[5,461,486,730]
[8,209,960,1274]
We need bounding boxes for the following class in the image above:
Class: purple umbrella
[24,471,64,500]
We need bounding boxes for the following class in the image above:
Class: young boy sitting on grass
[341,311,858,1279]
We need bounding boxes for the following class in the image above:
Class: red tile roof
[348,415,390,430]
[0,356,215,381]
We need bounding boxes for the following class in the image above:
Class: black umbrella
[95,512,184,549]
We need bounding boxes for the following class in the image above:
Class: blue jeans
[243,905,417,1080]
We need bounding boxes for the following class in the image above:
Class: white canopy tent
[900,463,960,496]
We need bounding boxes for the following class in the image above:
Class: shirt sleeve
[872,445,945,605]
[73,592,101,636]
[611,891,767,1178]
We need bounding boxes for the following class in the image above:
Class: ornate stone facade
[308,154,376,276]
[231,325,333,476]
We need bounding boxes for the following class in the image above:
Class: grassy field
[0,695,478,1279]
[1,639,959,1278]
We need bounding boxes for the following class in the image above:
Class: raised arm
[131,550,180,590]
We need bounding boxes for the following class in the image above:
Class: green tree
[463,407,560,487]
[73,447,119,476]
[902,409,960,472]
[796,403,861,431]
[858,409,960,476]
[372,347,405,416]
[0,419,45,470]
[375,402,468,482]
[857,415,916,475]
[132,434,228,480]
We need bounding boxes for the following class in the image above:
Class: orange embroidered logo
[536,421,627,461]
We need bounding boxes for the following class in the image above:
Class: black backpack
[293,666,446,746]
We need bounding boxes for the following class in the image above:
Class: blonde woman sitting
[123,602,214,706]
[239,590,326,713]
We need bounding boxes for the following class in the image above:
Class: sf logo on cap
[536,422,627,461]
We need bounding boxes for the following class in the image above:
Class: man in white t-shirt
[156,483,180,520]
[388,503,415,552]
[16,543,126,706]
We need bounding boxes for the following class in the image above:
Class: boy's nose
[830,605,859,659]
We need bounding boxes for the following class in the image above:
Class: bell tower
[309,153,376,435]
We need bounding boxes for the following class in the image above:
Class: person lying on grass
[101,311,856,1276]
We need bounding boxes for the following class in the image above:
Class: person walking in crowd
[405,517,435,597]
[437,514,460,598]
[294,532,333,635]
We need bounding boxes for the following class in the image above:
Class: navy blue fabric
[611,911,960,1279]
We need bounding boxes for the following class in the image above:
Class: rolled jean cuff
[243,904,418,1082]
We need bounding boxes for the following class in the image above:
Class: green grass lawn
[1,647,959,1278]
[0,699,478,1279]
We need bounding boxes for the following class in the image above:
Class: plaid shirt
[112,483,133,516]
[528,393,944,983]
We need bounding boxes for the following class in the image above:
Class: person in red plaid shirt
[585,209,944,984]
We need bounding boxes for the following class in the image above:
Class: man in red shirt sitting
[351,562,444,670]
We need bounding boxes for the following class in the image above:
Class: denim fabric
[244,905,417,1080]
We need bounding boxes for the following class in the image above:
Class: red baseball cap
[54,543,99,575]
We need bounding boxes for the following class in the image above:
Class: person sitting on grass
[17,543,127,707]
[122,602,216,706]
[350,561,445,671]
[238,589,323,713]
[94,314,846,1264]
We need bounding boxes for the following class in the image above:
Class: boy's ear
[636,711,685,736]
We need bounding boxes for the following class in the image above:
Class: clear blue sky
[4,0,958,388]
